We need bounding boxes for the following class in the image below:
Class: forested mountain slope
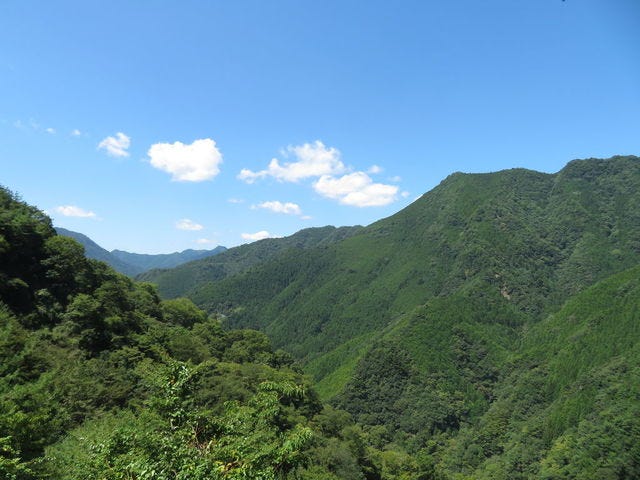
[0,187,380,479]
[2,155,640,478]
[163,155,640,477]
[175,156,640,373]
[139,225,362,298]
[434,264,640,478]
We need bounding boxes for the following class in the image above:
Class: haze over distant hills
[55,227,226,276]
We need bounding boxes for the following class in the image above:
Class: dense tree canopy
[2,156,640,479]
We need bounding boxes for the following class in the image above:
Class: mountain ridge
[55,227,226,276]
[147,155,640,406]
[2,155,639,478]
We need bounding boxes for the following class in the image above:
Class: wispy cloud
[241,230,274,242]
[238,140,345,184]
[314,172,398,207]
[71,129,82,136]
[240,139,401,208]
[98,132,131,157]
[54,205,97,218]
[45,127,56,134]
[252,200,302,216]
[175,218,204,231]
[148,138,222,182]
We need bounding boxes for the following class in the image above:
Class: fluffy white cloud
[175,218,204,231]
[55,205,97,218]
[401,190,411,198]
[241,230,273,241]
[238,140,345,184]
[313,172,398,207]
[368,165,383,174]
[148,138,222,182]
[98,132,130,157]
[71,129,82,136]
[253,201,302,216]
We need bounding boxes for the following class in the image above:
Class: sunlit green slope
[177,156,640,392]
[434,264,640,479]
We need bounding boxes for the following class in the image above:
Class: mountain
[55,227,226,276]
[54,227,141,276]
[2,156,640,478]
[138,225,362,298]
[0,186,372,478]
[111,245,227,273]
[145,156,640,450]
[431,264,640,478]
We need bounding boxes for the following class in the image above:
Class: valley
[2,156,638,478]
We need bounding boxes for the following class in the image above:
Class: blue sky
[1,0,639,253]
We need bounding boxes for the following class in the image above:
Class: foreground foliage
[0,187,379,478]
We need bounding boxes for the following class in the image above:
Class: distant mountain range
[54,227,226,276]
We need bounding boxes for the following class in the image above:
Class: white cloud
[238,140,345,184]
[241,230,274,242]
[313,172,399,207]
[389,175,402,182]
[253,201,302,216]
[148,138,222,182]
[98,132,130,157]
[401,190,411,198]
[45,127,56,134]
[368,165,383,174]
[175,218,204,231]
[301,215,312,220]
[228,198,244,204]
[71,129,82,136]
[55,205,97,218]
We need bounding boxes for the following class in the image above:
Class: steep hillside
[0,187,380,479]
[159,155,640,476]
[434,264,640,478]
[139,225,362,298]
[3,155,640,478]
[182,156,640,363]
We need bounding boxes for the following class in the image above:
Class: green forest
[2,156,640,478]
